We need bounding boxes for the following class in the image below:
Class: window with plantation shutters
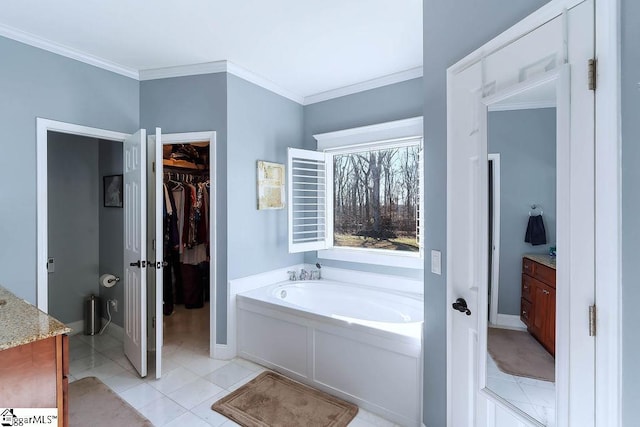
[287,148,331,253]
[287,117,424,269]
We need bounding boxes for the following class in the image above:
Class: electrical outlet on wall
[110,299,118,312]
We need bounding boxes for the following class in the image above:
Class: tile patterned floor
[69,304,399,427]
[486,355,556,426]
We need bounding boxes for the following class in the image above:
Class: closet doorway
[149,131,217,379]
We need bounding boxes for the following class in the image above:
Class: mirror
[483,76,558,426]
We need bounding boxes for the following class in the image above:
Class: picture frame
[103,174,123,208]
[257,161,285,210]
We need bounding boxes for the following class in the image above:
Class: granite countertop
[0,286,71,351]
[524,253,556,270]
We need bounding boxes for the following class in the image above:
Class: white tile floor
[69,304,399,427]
[486,355,556,426]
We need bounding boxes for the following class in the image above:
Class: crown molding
[139,60,305,104]
[0,23,139,79]
[0,23,421,106]
[138,61,227,81]
[225,61,305,104]
[303,66,423,105]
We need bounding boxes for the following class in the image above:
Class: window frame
[314,117,424,270]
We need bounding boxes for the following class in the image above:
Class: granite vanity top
[524,253,556,270]
[0,286,71,351]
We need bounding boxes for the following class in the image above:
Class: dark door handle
[452,298,471,315]
[129,260,146,268]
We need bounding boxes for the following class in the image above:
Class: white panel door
[124,129,147,377]
[153,128,163,379]
[447,1,595,426]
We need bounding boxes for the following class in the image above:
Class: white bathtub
[236,280,423,426]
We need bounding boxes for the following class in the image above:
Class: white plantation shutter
[287,148,331,253]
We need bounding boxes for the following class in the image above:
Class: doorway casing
[36,118,129,313]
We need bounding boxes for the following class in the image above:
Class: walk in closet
[161,142,211,317]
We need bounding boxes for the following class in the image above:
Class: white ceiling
[0,0,423,102]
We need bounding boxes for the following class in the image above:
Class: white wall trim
[36,118,129,313]
[594,0,622,425]
[102,319,124,342]
[448,0,585,76]
[139,61,227,81]
[0,23,139,79]
[0,22,422,106]
[314,116,424,150]
[488,153,501,326]
[303,66,424,105]
[213,344,234,360]
[225,61,305,104]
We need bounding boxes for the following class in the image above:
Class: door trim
[36,118,128,312]
[149,131,217,358]
[594,0,622,425]
[488,154,501,326]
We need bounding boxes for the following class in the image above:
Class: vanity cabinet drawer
[533,263,555,288]
[523,257,555,287]
[522,274,533,301]
[520,298,532,328]
[522,258,535,276]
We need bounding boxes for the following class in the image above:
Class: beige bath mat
[69,377,152,427]
[212,371,358,427]
[488,327,555,382]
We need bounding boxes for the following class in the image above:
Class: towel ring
[529,204,543,216]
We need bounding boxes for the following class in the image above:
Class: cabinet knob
[543,289,550,295]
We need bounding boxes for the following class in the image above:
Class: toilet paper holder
[99,274,120,288]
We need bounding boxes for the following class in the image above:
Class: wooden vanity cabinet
[0,334,69,427]
[520,257,556,356]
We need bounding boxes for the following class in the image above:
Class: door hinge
[152,161,156,173]
[588,58,597,91]
[589,304,597,336]
[152,316,156,329]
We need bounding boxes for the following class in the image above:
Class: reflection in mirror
[485,80,557,426]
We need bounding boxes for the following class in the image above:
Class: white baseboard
[493,314,527,330]
[65,320,84,335]
[213,344,234,360]
[101,318,124,341]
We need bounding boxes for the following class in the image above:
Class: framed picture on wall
[103,174,123,208]
[257,161,285,210]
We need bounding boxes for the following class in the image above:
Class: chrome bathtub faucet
[287,270,297,281]
[299,268,309,280]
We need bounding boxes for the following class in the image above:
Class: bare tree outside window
[333,144,421,252]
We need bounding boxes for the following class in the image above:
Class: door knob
[452,298,471,315]
[129,260,146,268]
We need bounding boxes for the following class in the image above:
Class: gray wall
[47,133,100,324]
[302,78,424,279]
[422,1,550,425]
[621,0,639,424]
[488,108,556,316]
[99,140,124,327]
[226,74,305,279]
[140,73,228,342]
[0,36,139,304]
